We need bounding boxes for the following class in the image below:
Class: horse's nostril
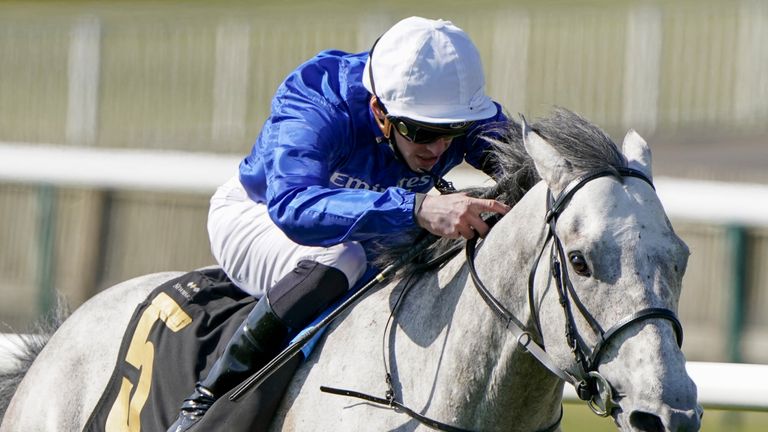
[629,411,664,432]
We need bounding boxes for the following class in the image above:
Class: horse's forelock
[480,108,626,203]
[531,107,626,175]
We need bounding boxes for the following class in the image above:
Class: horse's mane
[374,107,626,279]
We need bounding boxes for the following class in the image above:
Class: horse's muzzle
[624,403,703,432]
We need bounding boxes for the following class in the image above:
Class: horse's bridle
[321,166,684,430]
[467,166,684,417]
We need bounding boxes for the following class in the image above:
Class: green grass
[562,403,768,431]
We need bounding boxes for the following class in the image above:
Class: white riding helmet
[363,16,497,124]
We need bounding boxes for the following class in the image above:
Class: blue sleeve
[249,72,417,247]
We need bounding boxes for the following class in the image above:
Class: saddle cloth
[84,267,301,432]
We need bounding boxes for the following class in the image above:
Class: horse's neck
[395,182,564,430]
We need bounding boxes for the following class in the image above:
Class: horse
[0,108,702,431]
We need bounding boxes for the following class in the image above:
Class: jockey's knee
[304,242,366,289]
[268,243,366,329]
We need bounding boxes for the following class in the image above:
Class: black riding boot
[167,297,288,432]
[167,260,349,432]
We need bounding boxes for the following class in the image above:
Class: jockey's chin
[393,133,453,172]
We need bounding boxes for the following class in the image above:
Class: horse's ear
[622,129,653,181]
[521,116,570,193]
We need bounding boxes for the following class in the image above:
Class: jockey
[169,16,510,431]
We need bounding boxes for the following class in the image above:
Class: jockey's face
[391,129,453,172]
[370,97,453,172]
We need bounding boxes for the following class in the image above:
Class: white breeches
[207,176,367,297]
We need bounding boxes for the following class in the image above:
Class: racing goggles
[388,116,473,144]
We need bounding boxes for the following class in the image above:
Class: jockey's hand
[415,193,511,239]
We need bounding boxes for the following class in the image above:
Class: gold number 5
[105,292,192,432]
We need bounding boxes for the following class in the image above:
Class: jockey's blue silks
[237,50,505,251]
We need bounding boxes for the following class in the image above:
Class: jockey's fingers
[458,225,476,240]
[470,198,510,215]
[475,223,491,238]
[465,213,490,237]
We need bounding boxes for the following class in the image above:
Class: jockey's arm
[242,102,424,247]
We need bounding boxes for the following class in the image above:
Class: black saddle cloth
[84,268,300,432]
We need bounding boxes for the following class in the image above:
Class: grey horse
[1,109,702,431]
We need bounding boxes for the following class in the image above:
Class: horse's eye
[568,251,591,277]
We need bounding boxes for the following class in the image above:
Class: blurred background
[0,0,766,430]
